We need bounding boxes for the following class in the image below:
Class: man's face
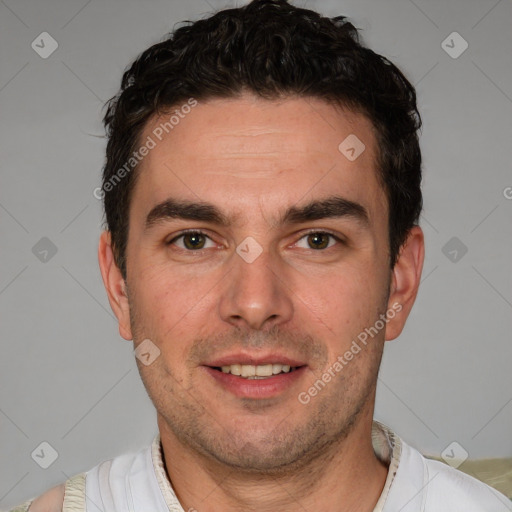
[116,95,398,471]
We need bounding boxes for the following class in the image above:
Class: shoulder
[7,440,158,512]
[8,473,87,512]
[24,483,65,512]
[422,456,512,510]
[391,438,512,511]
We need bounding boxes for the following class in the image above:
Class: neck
[158,408,389,512]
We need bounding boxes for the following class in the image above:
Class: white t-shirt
[14,421,512,512]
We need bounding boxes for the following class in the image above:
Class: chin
[186,416,339,475]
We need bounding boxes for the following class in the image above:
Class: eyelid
[300,228,344,238]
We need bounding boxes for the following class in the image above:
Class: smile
[204,363,307,399]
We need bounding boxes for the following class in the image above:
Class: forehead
[131,94,387,228]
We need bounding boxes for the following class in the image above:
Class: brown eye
[295,231,345,252]
[183,232,206,249]
[307,232,331,250]
[294,231,343,251]
[168,231,214,250]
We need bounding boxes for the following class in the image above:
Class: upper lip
[205,352,307,368]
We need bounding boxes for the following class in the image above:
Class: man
[12,0,511,511]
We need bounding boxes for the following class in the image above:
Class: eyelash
[167,229,344,251]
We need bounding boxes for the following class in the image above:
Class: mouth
[203,357,308,399]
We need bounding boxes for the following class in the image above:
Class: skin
[99,94,424,512]
[27,483,65,512]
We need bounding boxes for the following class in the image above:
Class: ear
[385,225,425,341]
[98,230,133,340]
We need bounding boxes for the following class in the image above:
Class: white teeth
[230,364,241,376]
[255,364,273,376]
[272,364,283,375]
[220,364,294,378]
[241,365,254,377]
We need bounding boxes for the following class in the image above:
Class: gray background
[1,0,511,507]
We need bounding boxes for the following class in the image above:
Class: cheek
[296,264,380,320]
[131,264,218,346]
[292,264,387,362]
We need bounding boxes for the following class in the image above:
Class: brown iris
[307,232,330,250]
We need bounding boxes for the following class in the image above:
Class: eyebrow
[144,195,370,231]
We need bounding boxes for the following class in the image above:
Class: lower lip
[203,366,307,399]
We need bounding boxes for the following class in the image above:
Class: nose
[218,247,294,331]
